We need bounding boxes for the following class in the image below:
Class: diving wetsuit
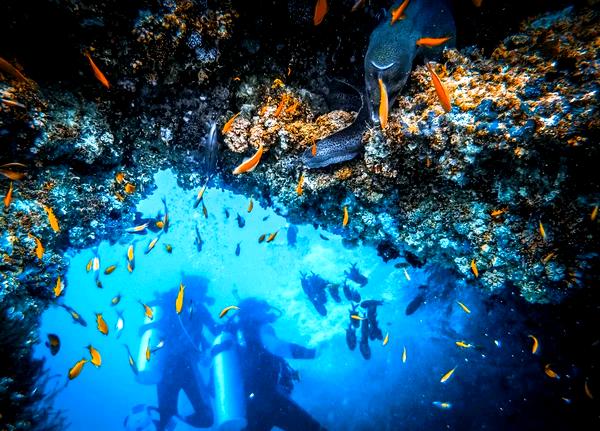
[239,324,327,431]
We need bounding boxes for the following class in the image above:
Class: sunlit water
[34,170,558,431]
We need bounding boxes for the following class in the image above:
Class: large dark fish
[59,304,87,327]
[236,213,245,228]
[405,293,426,315]
[345,263,368,287]
[359,319,371,360]
[346,325,357,351]
[300,272,328,316]
[287,224,298,247]
[361,300,384,341]
[328,283,341,303]
[46,334,60,355]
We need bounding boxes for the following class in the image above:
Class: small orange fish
[382,333,389,346]
[115,171,125,183]
[145,236,160,254]
[296,174,304,196]
[96,313,109,335]
[342,206,349,227]
[124,183,136,194]
[311,140,317,157]
[232,144,264,175]
[88,345,102,367]
[156,220,164,229]
[490,207,508,217]
[585,379,594,399]
[542,252,555,264]
[139,301,153,320]
[0,57,30,83]
[126,222,148,233]
[4,181,13,208]
[176,282,185,314]
[233,76,241,81]
[591,206,598,222]
[416,37,451,47]
[440,366,457,383]
[266,231,279,243]
[390,0,410,24]
[455,341,473,348]
[274,94,288,117]
[193,179,209,208]
[222,112,240,134]
[456,301,471,314]
[350,314,365,321]
[248,197,254,213]
[42,205,60,232]
[544,364,560,379]
[53,275,65,297]
[313,0,328,26]
[378,78,388,129]
[528,334,539,354]
[146,343,151,361]
[0,98,26,109]
[471,259,479,278]
[28,233,44,260]
[539,221,546,240]
[219,305,240,318]
[0,169,25,181]
[85,52,110,89]
[86,258,93,272]
[427,63,452,113]
[68,358,87,380]
[104,265,117,275]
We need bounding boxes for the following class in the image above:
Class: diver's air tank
[135,305,165,385]
[211,332,247,431]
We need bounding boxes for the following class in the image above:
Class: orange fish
[591,206,598,222]
[232,144,264,175]
[28,233,44,260]
[342,206,349,227]
[126,222,149,234]
[539,221,546,240]
[456,301,471,314]
[53,275,65,297]
[222,112,240,134]
[176,282,185,314]
[351,0,365,12]
[274,94,288,117]
[313,0,328,26]
[378,78,388,129]
[248,197,254,213]
[490,207,508,217]
[104,265,117,275]
[42,205,60,232]
[0,169,25,180]
[390,0,410,24]
[0,57,30,83]
[0,98,26,109]
[416,37,451,47]
[585,379,593,399]
[219,305,240,318]
[124,183,136,194]
[115,171,125,183]
[68,358,87,380]
[266,231,279,243]
[88,345,102,367]
[427,63,452,113]
[528,334,539,354]
[471,259,479,278]
[296,174,304,196]
[96,313,109,335]
[544,364,560,379]
[440,366,457,383]
[311,140,317,157]
[85,52,110,89]
[4,181,13,208]
[139,301,153,320]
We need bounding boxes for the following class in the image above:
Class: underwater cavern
[1,0,599,430]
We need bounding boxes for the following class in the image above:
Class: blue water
[34,170,564,431]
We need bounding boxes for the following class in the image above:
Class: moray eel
[303,0,455,169]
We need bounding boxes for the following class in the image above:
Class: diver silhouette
[141,274,221,431]
[220,297,327,431]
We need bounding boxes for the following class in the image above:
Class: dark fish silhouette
[300,272,328,316]
[328,283,341,303]
[46,334,60,355]
[346,325,357,351]
[287,224,298,247]
[236,213,245,228]
[345,263,368,287]
[194,224,203,252]
[405,293,426,315]
[235,242,241,256]
[359,319,371,360]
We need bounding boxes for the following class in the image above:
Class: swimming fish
[471,259,479,277]
[266,231,279,243]
[585,379,593,399]
[194,224,203,252]
[432,401,452,410]
[124,183,136,194]
[456,301,471,314]
[4,181,13,208]
[390,0,410,25]
[96,313,109,335]
[145,235,161,254]
[53,276,64,297]
[160,196,169,232]
[350,314,366,321]
[455,341,473,349]
[528,335,539,354]
[440,366,457,383]
[88,345,102,367]
[236,213,246,228]
[591,206,598,222]
[126,244,135,272]
[544,364,560,379]
[111,294,121,306]
[151,340,165,353]
[313,0,328,26]
[351,0,365,12]
[115,172,125,184]
[416,36,451,47]
[202,201,208,219]
[85,52,110,89]
[426,62,452,113]
[382,333,389,346]
[403,268,411,281]
[539,221,546,240]
[40,205,60,232]
[139,302,154,320]
[104,265,117,275]
[402,346,407,363]
[490,207,508,217]
[296,174,304,196]
[126,222,148,234]
[274,93,288,117]
[222,112,240,134]
[165,244,172,253]
[248,197,254,213]
[232,144,264,175]
[343,206,349,227]
[235,242,241,256]
[219,305,240,318]
[115,310,124,338]
[0,57,31,83]
[146,343,151,361]
[176,282,185,314]
[378,78,388,129]
[60,304,87,327]
[45,334,60,355]
[258,233,266,243]
[320,233,329,241]
[123,345,138,375]
[86,259,93,272]
[68,358,87,380]
[28,233,44,260]
[193,178,209,209]
[311,140,317,157]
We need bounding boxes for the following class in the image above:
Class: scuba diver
[132,273,221,431]
[214,297,327,431]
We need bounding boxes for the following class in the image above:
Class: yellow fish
[440,366,457,383]
[4,181,13,208]
[455,341,473,349]
[544,364,560,379]
[591,206,598,222]
[176,282,185,314]
[219,305,240,319]
[296,174,304,196]
[471,259,479,278]
[139,301,153,320]
[202,201,208,219]
[104,265,117,275]
[378,78,388,129]
[165,244,173,253]
[193,179,209,208]
[528,335,539,354]
[28,233,44,260]
[456,301,471,314]
[145,236,160,254]
[342,206,349,227]
[127,244,134,263]
[248,197,254,213]
[86,258,93,272]
[88,345,102,367]
[126,222,148,233]
[539,221,546,240]
[402,346,407,363]
[124,183,136,194]
[111,294,121,305]
[53,276,64,297]
[258,233,266,243]
[350,314,365,321]
[115,171,125,183]
[68,358,87,380]
[92,256,100,272]
[222,112,240,134]
[96,313,109,335]
[156,220,164,229]
[266,231,279,243]
[382,333,389,346]
[146,343,151,361]
[42,204,60,232]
